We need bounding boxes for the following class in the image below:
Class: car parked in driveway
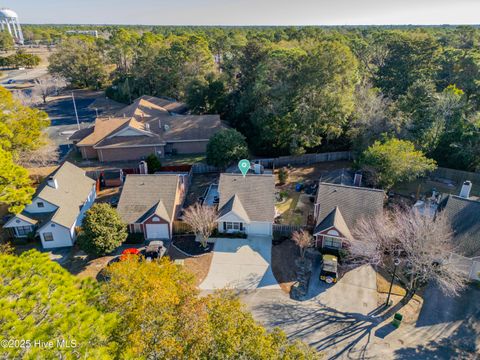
[320,254,338,284]
[143,240,166,261]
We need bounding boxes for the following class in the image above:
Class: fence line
[172,221,193,234]
[253,151,353,168]
[192,163,221,174]
[432,167,480,187]
[448,252,480,281]
[273,224,313,236]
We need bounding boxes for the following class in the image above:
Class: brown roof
[315,206,353,240]
[116,174,180,224]
[162,115,227,141]
[218,174,275,223]
[76,117,130,146]
[94,135,165,148]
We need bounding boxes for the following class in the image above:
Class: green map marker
[238,159,250,177]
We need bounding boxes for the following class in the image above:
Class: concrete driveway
[199,237,280,290]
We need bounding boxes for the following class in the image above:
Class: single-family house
[71,95,227,162]
[116,174,186,240]
[217,174,275,237]
[437,181,480,257]
[313,182,385,250]
[3,162,96,249]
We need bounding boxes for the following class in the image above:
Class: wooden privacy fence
[173,221,193,234]
[432,167,480,187]
[448,253,480,281]
[273,224,313,237]
[253,151,353,168]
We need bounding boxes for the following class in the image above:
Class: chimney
[47,176,58,189]
[353,171,362,187]
[459,181,472,199]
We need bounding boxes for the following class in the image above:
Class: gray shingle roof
[218,174,275,223]
[25,162,95,229]
[438,195,480,257]
[117,175,180,224]
[314,182,385,235]
[315,206,353,240]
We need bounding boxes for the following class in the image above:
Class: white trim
[166,139,210,143]
[107,126,154,139]
[4,215,36,227]
[217,211,249,223]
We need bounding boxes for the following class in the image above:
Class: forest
[35,24,480,172]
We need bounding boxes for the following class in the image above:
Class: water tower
[0,8,24,44]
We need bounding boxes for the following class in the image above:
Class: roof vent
[164,124,170,131]
[459,181,472,199]
[47,176,58,189]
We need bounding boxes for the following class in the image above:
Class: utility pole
[72,92,80,130]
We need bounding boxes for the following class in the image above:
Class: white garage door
[247,222,272,236]
[145,224,169,239]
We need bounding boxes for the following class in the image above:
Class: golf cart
[144,240,166,261]
[320,254,338,284]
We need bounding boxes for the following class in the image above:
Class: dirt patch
[28,166,58,184]
[172,235,213,256]
[184,173,219,208]
[271,239,299,293]
[376,269,407,297]
[167,245,213,286]
[96,187,121,204]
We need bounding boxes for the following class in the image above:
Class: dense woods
[44,25,480,171]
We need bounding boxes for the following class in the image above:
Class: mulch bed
[172,235,213,256]
[271,239,300,293]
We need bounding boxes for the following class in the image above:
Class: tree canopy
[206,128,249,167]
[358,138,437,189]
[78,203,128,256]
[0,250,117,359]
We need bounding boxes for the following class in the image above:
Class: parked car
[119,248,141,261]
[143,240,166,261]
[320,254,338,284]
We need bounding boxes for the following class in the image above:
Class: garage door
[145,224,169,239]
[247,222,272,236]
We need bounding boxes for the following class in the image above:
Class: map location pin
[238,159,250,177]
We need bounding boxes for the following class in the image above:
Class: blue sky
[2,0,480,25]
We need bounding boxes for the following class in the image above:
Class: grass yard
[162,153,206,166]
[168,245,213,286]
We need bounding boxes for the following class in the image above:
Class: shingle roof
[218,174,275,223]
[73,96,225,148]
[218,194,250,222]
[116,175,180,224]
[314,183,385,235]
[315,206,353,240]
[26,162,95,229]
[438,195,480,257]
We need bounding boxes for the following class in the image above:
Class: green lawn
[162,154,206,166]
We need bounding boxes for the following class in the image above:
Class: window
[323,236,342,249]
[133,224,142,233]
[224,222,243,231]
[43,232,54,242]
[16,226,32,236]
[37,202,45,208]
[152,217,160,222]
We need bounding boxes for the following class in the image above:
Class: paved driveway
[199,237,280,290]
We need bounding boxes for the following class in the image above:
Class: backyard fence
[431,167,480,188]
[272,224,313,237]
[172,221,193,235]
[192,163,221,174]
[253,151,353,169]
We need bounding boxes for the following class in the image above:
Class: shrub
[278,167,288,184]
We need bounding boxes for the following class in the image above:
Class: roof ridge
[319,182,385,193]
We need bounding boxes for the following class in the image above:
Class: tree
[78,203,127,256]
[145,153,162,174]
[48,37,109,88]
[206,129,249,167]
[292,230,313,259]
[278,167,288,185]
[358,138,437,189]
[182,203,218,248]
[350,208,468,297]
[0,31,14,52]
[33,76,58,103]
[0,148,34,213]
[0,86,50,157]
[102,257,319,359]
[16,139,60,168]
[0,250,117,359]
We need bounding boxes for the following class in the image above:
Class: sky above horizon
[1,0,479,25]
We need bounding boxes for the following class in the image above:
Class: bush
[211,228,247,238]
[278,167,288,184]
[77,203,128,256]
[146,153,162,174]
[125,233,145,244]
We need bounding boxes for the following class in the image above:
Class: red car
[119,248,141,261]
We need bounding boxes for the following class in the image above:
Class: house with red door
[313,182,385,251]
[116,174,186,240]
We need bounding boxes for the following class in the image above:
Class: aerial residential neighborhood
[0,2,479,360]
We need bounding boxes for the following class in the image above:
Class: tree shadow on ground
[253,299,385,360]
[394,314,479,360]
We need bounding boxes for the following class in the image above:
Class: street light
[386,257,401,307]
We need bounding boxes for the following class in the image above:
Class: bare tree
[34,76,58,103]
[182,204,218,248]
[17,140,60,168]
[292,230,313,259]
[350,208,467,297]
[12,90,41,107]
